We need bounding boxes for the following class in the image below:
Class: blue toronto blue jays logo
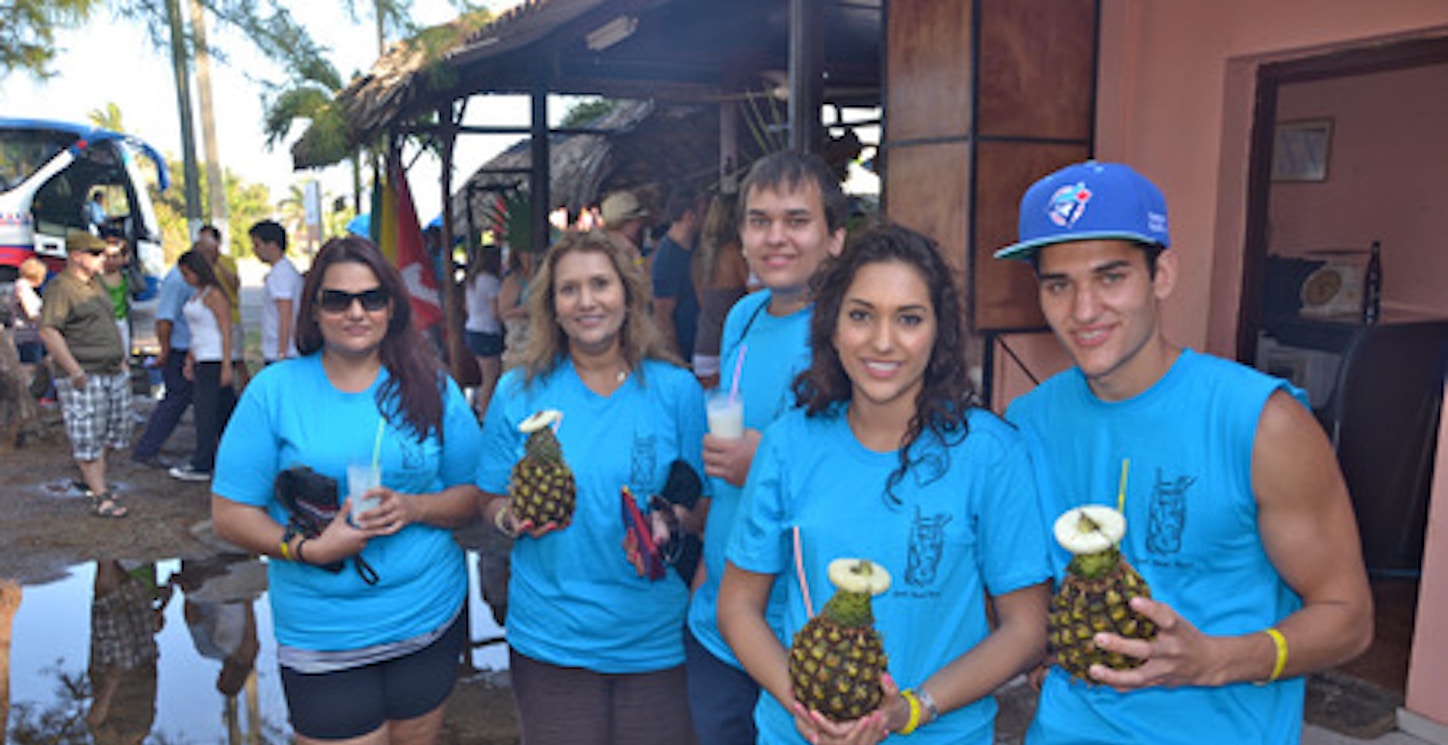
[1047,182,1092,228]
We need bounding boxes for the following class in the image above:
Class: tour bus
[0,117,169,291]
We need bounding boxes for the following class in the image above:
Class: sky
[0,0,546,228]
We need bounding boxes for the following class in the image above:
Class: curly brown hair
[793,223,977,503]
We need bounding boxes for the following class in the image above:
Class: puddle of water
[5,551,507,743]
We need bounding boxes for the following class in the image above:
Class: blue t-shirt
[1008,349,1306,745]
[157,265,193,350]
[651,234,699,358]
[687,290,810,668]
[478,358,707,673]
[212,355,478,652]
[727,407,1051,744]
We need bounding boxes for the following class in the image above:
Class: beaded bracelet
[295,537,311,565]
[916,687,941,723]
[279,524,300,561]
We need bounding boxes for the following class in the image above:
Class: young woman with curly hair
[719,224,1052,744]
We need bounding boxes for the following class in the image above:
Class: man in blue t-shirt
[651,188,702,362]
[686,151,848,745]
[997,161,1373,744]
[131,262,194,468]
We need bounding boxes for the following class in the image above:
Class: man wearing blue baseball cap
[998,161,1373,744]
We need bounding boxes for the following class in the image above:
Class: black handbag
[274,466,379,584]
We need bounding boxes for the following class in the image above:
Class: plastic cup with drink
[706,390,745,439]
[348,461,383,522]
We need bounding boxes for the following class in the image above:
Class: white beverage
[347,461,383,518]
[706,392,745,439]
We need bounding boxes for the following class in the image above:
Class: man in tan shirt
[39,230,132,517]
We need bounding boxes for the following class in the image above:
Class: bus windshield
[0,126,76,191]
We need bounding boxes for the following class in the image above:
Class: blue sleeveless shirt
[1009,349,1307,745]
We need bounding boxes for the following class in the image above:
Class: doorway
[1238,35,1448,695]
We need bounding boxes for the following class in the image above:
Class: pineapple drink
[1047,505,1158,681]
[789,558,891,722]
[509,410,577,528]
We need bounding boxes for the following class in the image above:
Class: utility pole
[165,0,202,238]
[190,0,228,231]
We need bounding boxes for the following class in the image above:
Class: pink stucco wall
[990,1,1448,408]
[1270,64,1448,319]
[1408,381,1448,723]
[1095,0,1448,356]
[992,0,1448,727]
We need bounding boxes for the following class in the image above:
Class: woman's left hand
[348,487,410,536]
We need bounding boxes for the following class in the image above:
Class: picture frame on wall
[1272,119,1333,182]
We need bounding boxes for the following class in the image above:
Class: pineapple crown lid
[827,558,891,596]
[1054,505,1127,555]
[519,410,563,434]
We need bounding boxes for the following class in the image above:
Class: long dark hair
[296,236,447,443]
[178,249,221,289]
[793,223,976,502]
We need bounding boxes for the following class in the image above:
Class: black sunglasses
[317,287,391,313]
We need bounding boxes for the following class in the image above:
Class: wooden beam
[529,86,551,256]
[789,0,825,153]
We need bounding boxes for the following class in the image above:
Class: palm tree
[86,102,126,133]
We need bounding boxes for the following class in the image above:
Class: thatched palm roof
[449,98,722,230]
[290,0,882,170]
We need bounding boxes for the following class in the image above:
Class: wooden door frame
[1236,36,1448,362]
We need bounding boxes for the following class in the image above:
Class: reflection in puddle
[4,551,507,743]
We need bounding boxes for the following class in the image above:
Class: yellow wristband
[279,538,293,561]
[899,689,922,735]
[1263,627,1288,683]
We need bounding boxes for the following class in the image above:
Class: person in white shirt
[248,220,304,364]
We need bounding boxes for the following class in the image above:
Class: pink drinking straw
[728,343,747,404]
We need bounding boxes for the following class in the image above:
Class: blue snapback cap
[995,161,1170,261]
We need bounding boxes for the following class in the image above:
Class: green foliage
[86,102,126,133]
[560,98,617,128]
[1,0,106,79]
[480,189,534,254]
[149,157,272,263]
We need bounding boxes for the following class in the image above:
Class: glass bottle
[1361,240,1382,324]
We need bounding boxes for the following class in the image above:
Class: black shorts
[280,613,465,740]
[465,330,504,357]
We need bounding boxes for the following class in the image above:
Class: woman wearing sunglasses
[211,236,484,744]
[477,229,707,744]
[718,225,1052,744]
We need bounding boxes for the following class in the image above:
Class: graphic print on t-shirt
[905,505,953,588]
[1146,467,1195,556]
[629,432,657,494]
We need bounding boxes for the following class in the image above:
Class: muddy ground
[0,398,1405,745]
[1,399,522,744]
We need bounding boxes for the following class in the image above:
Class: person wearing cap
[997,161,1372,744]
[38,230,132,518]
[600,190,651,267]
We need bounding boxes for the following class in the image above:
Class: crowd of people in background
[0,150,1377,745]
